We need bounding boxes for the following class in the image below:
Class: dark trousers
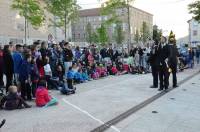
[67,79,73,89]
[171,66,177,87]
[5,73,13,92]
[32,82,37,98]
[159,66,169,89]
[152,66,158,87]
[20,81,32,100]
[0,70,3,87]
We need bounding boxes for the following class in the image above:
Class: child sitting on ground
[91,64,100,80]
[35,80,58,107]
[74,68,84,84]
[2,86,31,110]
[82,68,90,81]
[96,64,107,77]
[66,66,75,89]
[111,64,119,75]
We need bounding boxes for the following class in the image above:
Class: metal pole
[64,1,67,41]
[127,0,131,53]
[24,0,27,44]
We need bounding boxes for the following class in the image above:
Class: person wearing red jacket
[35,80,58,107]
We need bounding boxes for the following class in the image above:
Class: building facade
[0,0,71,45]
[188,18,200,47]
[72,7,153,45]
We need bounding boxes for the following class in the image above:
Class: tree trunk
[25,17,27,44]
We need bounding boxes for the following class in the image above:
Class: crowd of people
[0,40,153,111]
[0,37,199,112]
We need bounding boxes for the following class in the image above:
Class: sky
[77,0,194,39]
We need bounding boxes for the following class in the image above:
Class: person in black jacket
[2,86,31,110]
[168,38,179,88]
[157,37,170,91]
[100,47,107,60]
[0,46,4,87]
[63,42,73,73]
[3,45,14,92]
[148,43,159,88]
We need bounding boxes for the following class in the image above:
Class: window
[10,38,23,44]
[193,30,198,36]
[78,33,80,39]
[17,24,24,31]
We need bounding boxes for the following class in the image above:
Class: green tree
[97,24,109,46]
[86,22,93,44]
[134,29,140,43]
[91,32,99,43]
[45,0,80,41]
[11,0,45,44]
[100,0,134,25]
[140,21,150,44]
[114,23,124,45]
[153,25,162,45]
[168,30,176,44]
[189,1,200,22]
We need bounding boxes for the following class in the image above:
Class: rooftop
[79,6,153,17]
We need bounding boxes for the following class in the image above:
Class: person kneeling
[35,80,58,107]
[2,86,31,110]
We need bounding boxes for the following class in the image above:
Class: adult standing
[196,47,200,64]
[3,45,14,92]
[100,46,107,60]
[168,38,179,88]
[12,44,23,84]
[148,44,159,88]
[0,46,4,87]
[19,54,32,100]
[158,37,170,91]
[107,45,114,61]
[63,42,73,73]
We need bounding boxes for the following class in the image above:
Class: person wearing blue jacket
[19,54,32,100]
[66,67,75,89]
[74,69,84,83]
[12,45,23,79]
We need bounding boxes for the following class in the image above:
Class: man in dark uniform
[148,43,159,88]
[168,38,179,88]
[157,37,170,91]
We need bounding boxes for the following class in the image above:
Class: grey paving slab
[0,68,199,132]
[106,70,200,132]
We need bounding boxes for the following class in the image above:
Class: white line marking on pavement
[62,98,120,132]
